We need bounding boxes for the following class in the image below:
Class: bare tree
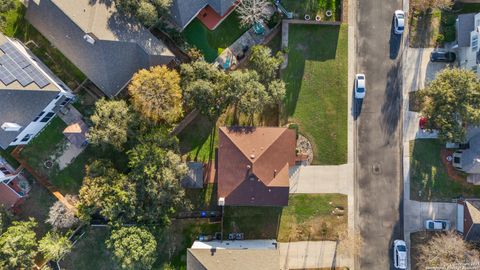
[417,231,480,269]
[236,0,271,27]
[46,195,79,230]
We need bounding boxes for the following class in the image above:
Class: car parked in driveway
[393,240,407,269]
[430,51,456,62]
[394,10,405,34]
[355,73,366,99]
[425,219,451,231]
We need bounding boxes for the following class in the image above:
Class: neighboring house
[453,133,480,174]
[217,127,296,206]
[0,33,74,150]
[457,199,480,243]
[454,13,480,75]
[0,158,27,209]
[187,240,279,270]
[26,0,175,97]
[170,0,239,30]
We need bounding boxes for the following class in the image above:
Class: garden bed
[282,0,342,21]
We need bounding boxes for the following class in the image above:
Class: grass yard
[410,139,480,201]
[0,146,20,168]
[19,117,68,177]
[282,24,348,165]
[185,184,218,211]
[182,12,248,62]
[1,1,86,88]
[282,0,342,21]
[223,194,347,241]
[59,227,117,270]
[178,114,218,163]
[409,2,480,47]
[19,117,128,194]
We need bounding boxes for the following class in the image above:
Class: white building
[455,13,480,74]
[0,33,74,150]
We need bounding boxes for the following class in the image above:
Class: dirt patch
[409,10,441,48]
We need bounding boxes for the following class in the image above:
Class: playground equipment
[253,22,265,35]
[275,0,293,19]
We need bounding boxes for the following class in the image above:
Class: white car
[425,219,451,231]
[394,10,405,34]
[393,240,407,269]
[355,73,366,99]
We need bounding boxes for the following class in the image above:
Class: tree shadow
[283,24,340,118]
[381,61,402,139]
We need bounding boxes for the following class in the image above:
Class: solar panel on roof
[0,41,51,88]
[0,65,15,85]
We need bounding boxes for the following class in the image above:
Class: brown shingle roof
[218,127,296,206]
[0,182,21,208]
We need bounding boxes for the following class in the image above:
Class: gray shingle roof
[0,89,59,149]
[26,0,175,97]
[170,0,237,29]
[460,133,480,174]
[187,248,279,270]
[457,13,475,47]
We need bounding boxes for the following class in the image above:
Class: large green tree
[136,0,158,26]
[129,66,183,125]
[38,232,72,261]
[181,60,231,119]
[78,160,136,223]
[230,70,271,121]
[249,45,284,83]
[0,219,38,269]
[87,98,132,151]
[419,68,480,142]
[106,226,157,270]
[128,140,187,225]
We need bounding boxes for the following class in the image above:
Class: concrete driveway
[404,200,457,234]
[404,48,449,92]
[289,164,353,194]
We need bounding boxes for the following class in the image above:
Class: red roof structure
[217,127,296,206]
[0,182,22,209]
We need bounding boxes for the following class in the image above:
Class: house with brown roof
[217,127,296,206]
[457,199,480,242]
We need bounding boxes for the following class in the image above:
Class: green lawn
[59,227,117,270]
[178,114,218,162]
[1,1,86,88]
[182,12,248,62]
[19,117,68,177]
[224,194,347,241]
[19,116,128,195]
[282,24,348,165]
[0,146,20,168]
[282,0,342,21]
[410,139,480,201]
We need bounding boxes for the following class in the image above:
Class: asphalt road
[355,0,404,269]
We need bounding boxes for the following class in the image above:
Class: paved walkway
[279,241,351,270]
[402,47,452,270]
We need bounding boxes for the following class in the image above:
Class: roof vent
[250,154,255,159]
[83,34,95,45]
[218,197,225,206]
[1,122,21,132]
[246,165,251,169]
